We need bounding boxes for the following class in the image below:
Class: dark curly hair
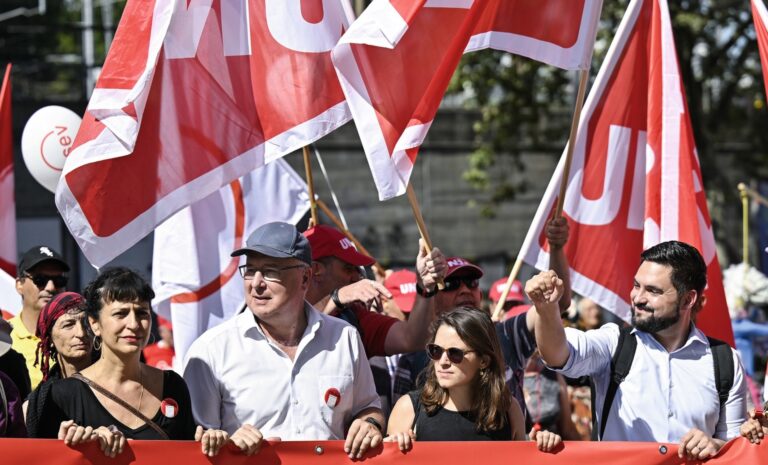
[82,267,155,321]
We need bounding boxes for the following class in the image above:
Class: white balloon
[21,105,82,193]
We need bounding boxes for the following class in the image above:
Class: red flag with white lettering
[752,0,768,99]
[56,0,353,267]
[467,0,603,70]
[333,0,604,201]
[519,0,733,345]
[0,63,20,315]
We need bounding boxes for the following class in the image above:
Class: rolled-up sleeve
[550,323,619,378]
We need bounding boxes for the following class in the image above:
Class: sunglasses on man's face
[426,343,476,364]
[25,273,68,289]
[442,277,480,292]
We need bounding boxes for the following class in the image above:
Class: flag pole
[406,183,444,289]
[554,68,590,217]
[316,199,386,276]
[490,257,523,321]
[302,146,319,225]
[739,183,749,265]
[492,68,590,322]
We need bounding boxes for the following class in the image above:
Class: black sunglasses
[442,277,480,292]
[24,273,68,289]
[426,343,475,364]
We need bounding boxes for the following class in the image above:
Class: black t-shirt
[408,391,512,441]
[0,349,31,400]
[31,370,196,440]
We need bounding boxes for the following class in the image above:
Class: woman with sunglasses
[25,292,94,436]
[386,307,561,451]
[29,268,233,457]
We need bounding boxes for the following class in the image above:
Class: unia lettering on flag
[519,0,733,345]
[56,0,354,267]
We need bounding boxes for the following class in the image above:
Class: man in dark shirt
[0,319,30,399]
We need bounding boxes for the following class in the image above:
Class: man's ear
[682,290,698,312]
[311,262,323,278]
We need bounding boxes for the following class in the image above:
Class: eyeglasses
[238,264,307,282]
[24,273,68,289]
[426,343,475,364]
[442,277,480,292]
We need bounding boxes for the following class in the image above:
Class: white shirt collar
[237,301,323,343]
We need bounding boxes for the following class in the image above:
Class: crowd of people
[0,219,767,460]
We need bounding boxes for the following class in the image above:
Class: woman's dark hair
[82,267,155,320]
[420,307,511,432]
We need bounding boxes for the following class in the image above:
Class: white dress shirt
[183,302,381,438]
[553,323,747,442]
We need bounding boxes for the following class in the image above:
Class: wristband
[416,283,437,298]
[331,288,346,309]
[364,417,383,433]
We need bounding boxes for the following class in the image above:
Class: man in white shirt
[529,240,746,460]
[184,222,384,458]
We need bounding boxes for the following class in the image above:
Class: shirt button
[296,428,301,434]
[668,411,673,418]
[292,399,299,405]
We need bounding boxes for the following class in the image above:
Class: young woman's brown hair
[420,307,511,432]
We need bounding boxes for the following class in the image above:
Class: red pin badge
[161,398,179,418]
[324,388,341,408]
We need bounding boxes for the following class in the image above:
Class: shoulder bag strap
[706,337,734,409]
[596,326,636,441]
[71,373,169,440]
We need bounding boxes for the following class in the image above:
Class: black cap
[231,222,312,266]
[18,245,70,276]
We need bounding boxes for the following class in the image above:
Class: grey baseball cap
[231,222,312,266]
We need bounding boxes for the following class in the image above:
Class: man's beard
[631,302,681,333]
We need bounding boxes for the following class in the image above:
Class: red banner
[519,0,733,345]
[0,63,15,277]
[0,438,764,464]
[56,0,353,267]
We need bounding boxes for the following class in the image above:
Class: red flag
[56,0,353,267]
[467,0,603,70]
[520,0,734,345]
[333,0,603,201]
[752,0,768,99]
[0,63,19,315]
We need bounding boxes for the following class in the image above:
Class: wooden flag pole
[554,68,590,217]
[490,257,523,322]
[739,183,749,265]
[492,68,590,322]
[406,183,444,289]
[303,146,319,226]
[316,199,386,276]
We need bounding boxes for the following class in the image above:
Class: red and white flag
[467,0,603,70]
[152,159,309,370]
[519,0,734,345]
[56,0,353,267]
[0,63,19,316]
[333,0,603,201]
[752,0,768,97]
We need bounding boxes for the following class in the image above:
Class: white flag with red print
[467,0,603,70]
[0,63,19,316]
[152,159,309,371]
[56,0,353,267]
[332,0,603,201]
[519,0,734,345]
[752,0,768,98]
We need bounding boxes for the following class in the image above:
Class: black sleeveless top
[408,391,512,441]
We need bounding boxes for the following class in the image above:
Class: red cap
[303,225,376,267]
[503,304,531,320]
[445,257,483,279]
[385,270,417,313]
[489,278,525,303]
[156,315,173,331]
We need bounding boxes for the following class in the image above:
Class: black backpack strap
[595,326,637,441]
[707,337,734,409]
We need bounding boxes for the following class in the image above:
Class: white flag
[152,159,310,370]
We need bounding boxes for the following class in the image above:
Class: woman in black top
[387,307,561,451]
[29,268,230,457]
